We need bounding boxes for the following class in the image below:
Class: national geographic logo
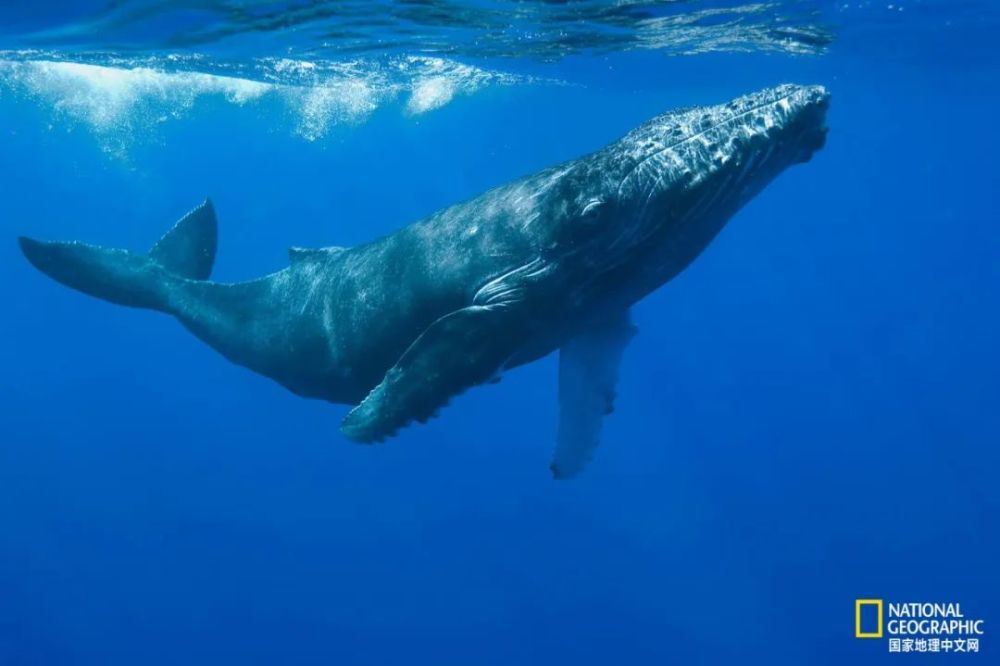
[857,600,885,638]
[856,599,986,654]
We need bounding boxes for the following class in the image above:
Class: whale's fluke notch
[150,199,217,280]
[18,200,218,312]
[341,305,524,443]
[552,311,636,479]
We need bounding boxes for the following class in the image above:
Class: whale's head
[637,83,825,226]
[613,83,828,212]
[545,84,829,279]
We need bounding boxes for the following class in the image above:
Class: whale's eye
[581,198,605,219]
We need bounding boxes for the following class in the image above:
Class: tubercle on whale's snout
[748,84,828,165]
[798,84,830,107]
[731,85,832,166]
[765,83,829,110]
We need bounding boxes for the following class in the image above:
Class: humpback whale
[19,83,829,478]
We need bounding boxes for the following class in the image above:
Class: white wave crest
[407,76,458,114]
[0,53,536,155]
[289,79,384,141]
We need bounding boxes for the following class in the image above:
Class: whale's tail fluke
[148,199,217,281]
[18,199,217,312]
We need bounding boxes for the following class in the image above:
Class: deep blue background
[1,12,998,666]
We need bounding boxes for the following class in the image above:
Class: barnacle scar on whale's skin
[19,84,829,478]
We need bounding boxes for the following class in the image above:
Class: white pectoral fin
[552,310,636,479]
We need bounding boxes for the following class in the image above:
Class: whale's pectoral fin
[551,310,636,479]
[341,305,521,443]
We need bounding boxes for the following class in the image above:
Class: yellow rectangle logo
[855,599,883,638]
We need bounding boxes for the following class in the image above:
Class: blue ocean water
[0,2,997,664]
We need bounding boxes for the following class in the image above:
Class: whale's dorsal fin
[288,246,346,265]
[551,310,636,479]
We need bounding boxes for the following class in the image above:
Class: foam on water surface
[0,52,534,155]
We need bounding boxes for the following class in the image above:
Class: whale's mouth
[791,90,830,163]
[749,84,830,162]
